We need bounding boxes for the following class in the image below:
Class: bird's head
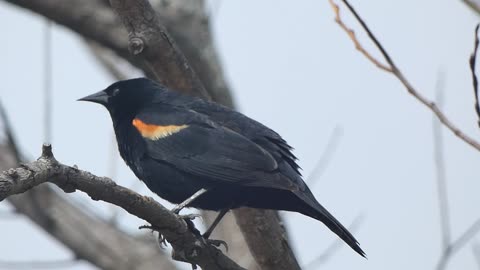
[79,78,163,121]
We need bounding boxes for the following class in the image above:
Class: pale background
[0,0,479,269]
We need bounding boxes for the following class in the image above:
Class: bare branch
[0,144,246,270]
[0,102,178,270]
[234,209,301,270]
[328,0,391,72]
[433,75,451,250]
[330,0,480,152]
[469,24,480,128]
[108,0,209,98]
[462,0,480,15]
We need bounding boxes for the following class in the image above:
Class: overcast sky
[1,0,480,269]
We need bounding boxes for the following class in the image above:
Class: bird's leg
[203,208,229,239]
[202,208,230,251]
[171,188,208,214]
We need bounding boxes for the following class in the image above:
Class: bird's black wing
[185,99,301,173]
[133,105,278,184]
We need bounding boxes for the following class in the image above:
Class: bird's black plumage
[79,78,365,257]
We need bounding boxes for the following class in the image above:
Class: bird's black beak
[78,90,108,105]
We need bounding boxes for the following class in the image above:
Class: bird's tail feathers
[293,190,366,257]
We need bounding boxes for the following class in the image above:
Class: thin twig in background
[328,0,391,72]
[469,24,480,128]
[433,75,451,251]
[43,20,52,144]
[432,41,480,270]
[303,214,365,269]
[0,258,77,269]
[307,126,343,186]
[472,242,480,269]
[329,0,480,152]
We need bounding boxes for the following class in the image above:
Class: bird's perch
[0,144,246,270]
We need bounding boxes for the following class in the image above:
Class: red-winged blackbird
[79,78,365,257]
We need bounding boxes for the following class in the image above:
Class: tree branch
[0,144,246,270]
[108,0,209,98]
[329,0,480,152]
[469,24,480,128]
[462,0,480,15]
[0,103,178,270]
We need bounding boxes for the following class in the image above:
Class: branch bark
[1,144,246,270]
[0,105,178,270]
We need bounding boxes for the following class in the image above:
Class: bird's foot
[175,213,202,236]
[204,238,229,252]
[138,224,169,247]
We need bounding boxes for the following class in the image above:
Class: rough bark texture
[0,144,246,270]
[234,209,300,269]
[0,125,177,269]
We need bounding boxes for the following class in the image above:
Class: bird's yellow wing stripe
[132,118,188,140]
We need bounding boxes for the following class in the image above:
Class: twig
[469,24,480,128]
[328,0,391,72]
[0,144,245,270]
[330,0,480,152]
[307,126,343,186]
[432,69,480,270]
[472,242,480,269]
[0,258,77,269]
[303,214,365,269]
[43,20,52,144]
[433,75,451,250]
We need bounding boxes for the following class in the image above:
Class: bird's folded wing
[133,107,278,183]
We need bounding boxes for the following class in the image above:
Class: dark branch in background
[0,144,246,270]
[469,24,480,128]
[304,214,365,269]
[108,0,208,98]
[462,0,480,15]
[307,126,343,186]
[329,0,480,152]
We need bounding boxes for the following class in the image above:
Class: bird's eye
[111,88,120,96]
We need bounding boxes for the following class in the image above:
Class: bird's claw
[178,213,201,221]
[205,238,229,252]
[138,224,168,247]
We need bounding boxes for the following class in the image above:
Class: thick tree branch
[0,103,178,270]
[329,0,480,152]
[1,144,245,270]
[108,0,209,97]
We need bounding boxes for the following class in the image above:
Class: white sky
[1,0,480,269]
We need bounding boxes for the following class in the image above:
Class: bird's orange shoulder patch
[132,118,188,140]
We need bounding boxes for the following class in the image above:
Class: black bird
[79,78,365,256]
